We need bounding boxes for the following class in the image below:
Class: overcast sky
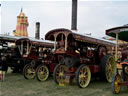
[0,0,128,39]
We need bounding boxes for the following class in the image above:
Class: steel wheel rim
[55,65,66,83]
[37,65,49,81]
[114,75,121,94]
[105,56,116,82]
[78,66,91,88]
[25,65,35,79]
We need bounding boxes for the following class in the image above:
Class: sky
[0,0,128,39]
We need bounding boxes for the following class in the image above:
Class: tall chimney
[35,22,40,39]
[71,0,77,31]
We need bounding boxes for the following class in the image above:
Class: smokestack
[35,22,40,39]
[71,0,77,31]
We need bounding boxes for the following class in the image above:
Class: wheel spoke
[77,65,91,88]
[54,64,67,84]
[105,56,116,82]
[113,75,121,94]
[36,65,49,81]
[24,64,35,79]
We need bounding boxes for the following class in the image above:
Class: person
[0,56,8,81]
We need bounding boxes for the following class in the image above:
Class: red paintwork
[120,62,128,65]
[66,50,80,57]
[67,68,77,73]
[64,72,75,79]
[49,63,57,72]
[119,81,128,86]
[121,49,128,61]
[27,54,38,60]
[89,65,101,73]
[55,48,80,57]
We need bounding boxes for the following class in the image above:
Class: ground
[0,70,128,96]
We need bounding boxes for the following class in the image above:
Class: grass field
[0,69,128,96]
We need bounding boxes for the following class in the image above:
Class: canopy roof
[45,28,115,47]
[0,35,54,47]
[16,37,54,47]
[0,35,26,42]
[106,25,128,42]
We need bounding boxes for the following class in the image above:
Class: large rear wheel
[112,74,121,94]
[23,64,35,79]
[76,64,91,88]
[36,64,49,82]
[101,55,116,82]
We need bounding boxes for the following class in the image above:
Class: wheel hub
[27,69,33,74]
[80,74,86,78]
[114,81,118,85]
[40,71,44,74]
[59,72,63,77]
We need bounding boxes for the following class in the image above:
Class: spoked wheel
[23,64,36,79]
[76,64,91,88]
[112,74,121,94]
[36,64,49,82]
[53,64,68,84]
[101,55,116,82]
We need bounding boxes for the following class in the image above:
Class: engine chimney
[71,0,77,31]
[35,22,40,39]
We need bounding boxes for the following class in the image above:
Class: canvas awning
[106,25,128,42]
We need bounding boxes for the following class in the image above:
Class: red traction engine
[0,35,32,73]
[16,37,58,81]
[45,28,116,88]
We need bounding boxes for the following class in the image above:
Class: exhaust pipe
[35,22,40,39]
[71,0,77,31]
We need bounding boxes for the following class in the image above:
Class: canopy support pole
[26,41,29,55]
[21,41,23,55]
[65,36,67,51]
[115,33,118,61]
[54,36,57,50]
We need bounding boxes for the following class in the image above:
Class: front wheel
[23,64,36,79]
[53,64,67,84]
[112,74,121,94]
[76,64,91,88]
[36,64,49,82]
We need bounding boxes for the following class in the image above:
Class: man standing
[0,56,8,81]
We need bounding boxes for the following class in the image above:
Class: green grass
[0,70,128,96]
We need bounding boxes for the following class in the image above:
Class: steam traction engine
[106,25,128,94]
[16,37,58,81]
[0,35,30,72]
[45,28,116,88]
